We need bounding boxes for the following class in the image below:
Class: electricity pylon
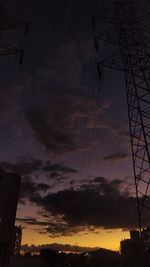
[93,1,150,239]
[0,3,28,64]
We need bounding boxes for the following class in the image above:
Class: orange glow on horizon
[21,228,130,252]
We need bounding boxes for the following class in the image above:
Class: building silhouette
[14,225,22,255]
[0,169,21,267]
[120,230,148,267]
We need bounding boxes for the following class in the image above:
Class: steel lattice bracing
[0,3,28,63]
[93,1,150,235]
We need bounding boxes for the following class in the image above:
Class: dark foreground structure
[14,226,22,255]
[120,230,150,267]
[0,169,21,267]
[9,245,150,267]
[10,248,121,267]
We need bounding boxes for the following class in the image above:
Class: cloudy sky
[1,0,150,252]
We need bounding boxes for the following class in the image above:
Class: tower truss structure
[0,3,28,63]
[93,1,150,236]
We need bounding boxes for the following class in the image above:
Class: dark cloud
[20,180,51,200]
[25,93,113,154]
[102,153,128,161]
[22,36,113,154]
[1,158,42,175]
[56,176,69,182]
[1,157,78,202]
[25,105,76,153]
[91,177,107,183]
[16,217,49,226]
[20,180,36,199]
[36,183,51,192]
[23,39,92,154]
[0,157,77,176]
[44,162,77,174]
[25,177,143,237]
[50,172,60,178]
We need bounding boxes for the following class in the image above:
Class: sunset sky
[1,0,149,253]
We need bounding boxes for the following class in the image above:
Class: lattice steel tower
[93,1,150,238]
[0,3,28,62]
